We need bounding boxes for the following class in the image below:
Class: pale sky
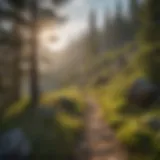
[48,0,129,52]
[0,0,129,52]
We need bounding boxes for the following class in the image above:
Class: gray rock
[147,118,160,131]
[0,128,31,157]
[127,78,159,107]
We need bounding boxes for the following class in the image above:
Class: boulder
[127,78,159,107]
[0,128,31,159]
[147,118,160,131]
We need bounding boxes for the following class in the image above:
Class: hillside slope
[2,44,160,160]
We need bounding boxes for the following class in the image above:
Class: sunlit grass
[41,86,84,105]
[56,112,83,129]
[117,119,140,143]
[3,98,29,120]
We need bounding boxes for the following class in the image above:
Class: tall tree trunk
[0,11,22,123]
[30,0,39,108]
[12,20,22,103]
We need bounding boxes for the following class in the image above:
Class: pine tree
[129,0,140,38]
[0,0,70,110]
[29,0,69,108]
[88,9,99,55]
[103,8,114,51]
[141,0,160,45]
[11,0,25,102]
[129,0,139,23]
[141,0,160,86]
[111,0,125,48]
[0,0,23,120]
[0,0,26,105]
[115,0,124,46]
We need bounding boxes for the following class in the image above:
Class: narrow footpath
[76,96,128,160]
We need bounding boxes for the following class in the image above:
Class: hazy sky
[47,0,129,52]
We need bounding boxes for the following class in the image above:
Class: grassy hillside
[1,44,160,160]
[60,41,138,86]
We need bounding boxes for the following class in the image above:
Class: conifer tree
[111,0,124,48]
[103,8,114,51]
[88,9,99,55]
[30,0,70,108]
[129,0,140,37]
[141,0,160,86]
[0,0,70,109]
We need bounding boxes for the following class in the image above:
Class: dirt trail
[76,96,128,160]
